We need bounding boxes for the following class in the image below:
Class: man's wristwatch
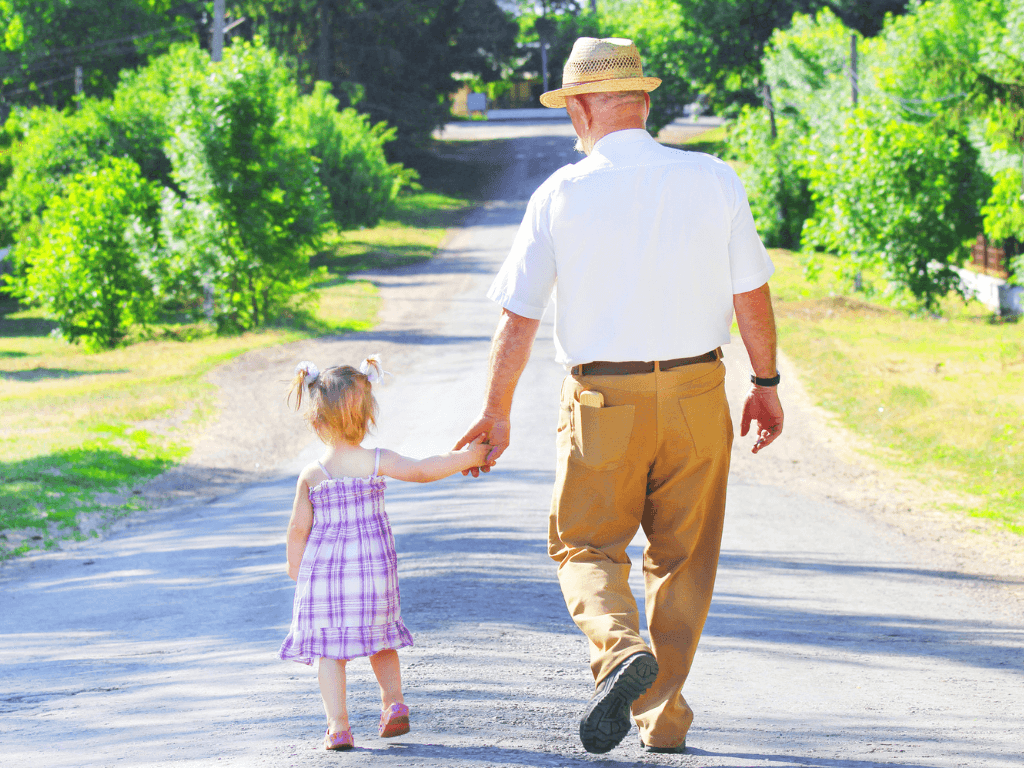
[750,372,781,387]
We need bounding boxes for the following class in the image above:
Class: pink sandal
[324,728,354,750]
[379,703,410,738]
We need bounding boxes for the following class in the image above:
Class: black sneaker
[641,737,687,753]
[579,651,659,754]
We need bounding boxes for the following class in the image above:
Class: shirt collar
[591,128,653,155]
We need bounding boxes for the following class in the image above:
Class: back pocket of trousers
[571,401,635,470]
[679,382,732,459]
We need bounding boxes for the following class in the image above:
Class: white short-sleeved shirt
[486,129,774,369]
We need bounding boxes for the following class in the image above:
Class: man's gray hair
[576,90,647,108]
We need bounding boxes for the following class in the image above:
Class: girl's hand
[462,435,492,469]
[454,412,510,476]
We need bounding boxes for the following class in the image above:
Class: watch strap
[750,372,781,387]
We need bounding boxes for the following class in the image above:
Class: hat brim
[539,76,662,109]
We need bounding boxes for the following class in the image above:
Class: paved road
[2,121,1022,768]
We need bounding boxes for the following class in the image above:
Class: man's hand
[456,308,539,477]
[454,412,510,477]
[740,385,784,454]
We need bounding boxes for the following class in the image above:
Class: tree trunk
[317,2,332,84]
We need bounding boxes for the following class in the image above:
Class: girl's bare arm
[285,472,315,580]
[377,439,490,483]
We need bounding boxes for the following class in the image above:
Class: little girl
[279,357,489,751]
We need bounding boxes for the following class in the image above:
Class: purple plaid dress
[279,449,413,665]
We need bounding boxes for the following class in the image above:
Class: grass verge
[769,249,1024,536]
[0,148,492,560]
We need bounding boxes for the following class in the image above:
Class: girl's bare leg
[368,649,404,709]
[317,658,349,733]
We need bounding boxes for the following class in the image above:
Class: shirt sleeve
[486,187,558,320]
[724,167,775,294]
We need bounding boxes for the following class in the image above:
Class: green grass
[768,248,1024,536]
[0,150,487,559]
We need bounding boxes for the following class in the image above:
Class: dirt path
[2,121,1021,768]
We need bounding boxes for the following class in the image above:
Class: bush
[802,106,989,310]
[727,105,811,249]
[8,158,159,350]
[0,115,20,248]
[163,41,327,332]
[725,10,856,251]
[0,47,201,259]
[291,82,412,231]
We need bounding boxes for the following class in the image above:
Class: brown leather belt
[571,349,720,377]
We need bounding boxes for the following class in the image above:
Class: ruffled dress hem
[279,619,413,666]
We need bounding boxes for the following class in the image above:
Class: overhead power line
[0,20,194,80]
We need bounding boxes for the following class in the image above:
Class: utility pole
[850,33,858,106]
[541,42,549,93]
[74,65,83,107]
[534,15,554,97]
[316,2,332,84]
[761,83,777,140]
[211,0,225,62]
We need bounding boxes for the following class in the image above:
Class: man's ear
[577,95,594,131]
[567,95,590,127]
[642,92,651,124]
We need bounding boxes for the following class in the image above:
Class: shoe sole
[380,716,409,738]
[579,652,659,754]
[642,738,686,753]
[324,732,354,750]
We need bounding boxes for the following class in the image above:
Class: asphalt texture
[2,120,1022,768]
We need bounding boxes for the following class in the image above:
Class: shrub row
[0,42,413,349]
[726,1,1023,310]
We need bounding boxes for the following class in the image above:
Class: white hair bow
[359,354,390,384]
[294,361,320,388]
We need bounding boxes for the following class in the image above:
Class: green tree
[0,47,201,263]
[290,81,412,231]
[667,0,907,113]
[162,40,326,331]
[727,106,810,248]
[0,0,198,112]
[8,158,159,349]
[871,0,1023,280]
[802,105,988,309]
[237,0,518,152]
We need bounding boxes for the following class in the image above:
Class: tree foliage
[162,40,326,332]
[0,0,197,111]
[3,37,415,347]
[10,158,159,349]
[802,106,987,309]
[237,0,519,151]
[664,0,908,113]
[291,82,410,231]
[727,0,1022,307]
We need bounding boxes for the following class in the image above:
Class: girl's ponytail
[289,361,321,410]
[358,355,388,385]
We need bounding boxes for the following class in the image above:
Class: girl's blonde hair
[289,361,381,445]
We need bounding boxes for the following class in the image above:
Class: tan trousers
[548,359,732,748]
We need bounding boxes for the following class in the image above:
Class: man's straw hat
[539,37,661,109]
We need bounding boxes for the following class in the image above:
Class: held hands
[453,411,510,478]
[740,385,784,454]
[459,435,493,472]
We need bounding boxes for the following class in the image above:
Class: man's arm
[454,308,541,475]
[733,282,784,453]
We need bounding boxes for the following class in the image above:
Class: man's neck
[580,120,645,155]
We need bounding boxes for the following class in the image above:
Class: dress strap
[317,460,332,479]
[373,447,381,477]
